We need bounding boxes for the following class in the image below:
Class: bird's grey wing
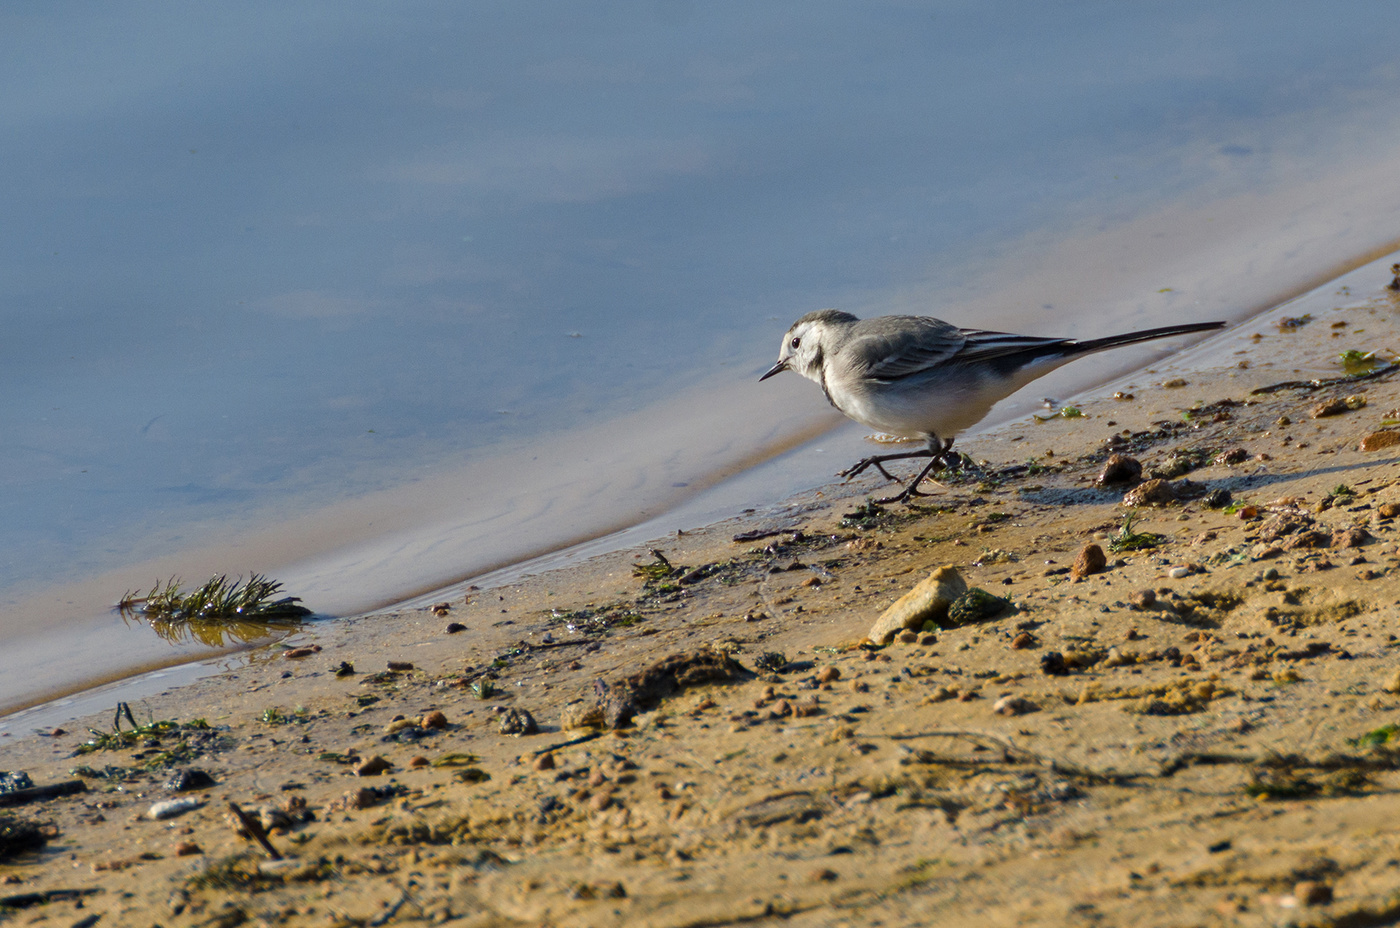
[847,316,968,381]
[952,329,1075,367]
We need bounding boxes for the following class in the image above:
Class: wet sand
[3,256,1400,926]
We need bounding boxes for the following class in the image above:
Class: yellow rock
[868,566,967,644]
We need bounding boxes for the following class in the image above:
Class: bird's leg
[838,449,933,482]
[870,436,953,504]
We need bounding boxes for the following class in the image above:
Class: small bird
[760,310,1226,503]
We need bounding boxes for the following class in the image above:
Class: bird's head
[759,309,858,383]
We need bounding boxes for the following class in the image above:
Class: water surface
[7,2,1400,713]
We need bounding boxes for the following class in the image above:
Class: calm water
[7,2,1400,713]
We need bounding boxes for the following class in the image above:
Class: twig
[1249,362,1398,395]
[0,779,86,807]
[226,802,281,859]
[530,731,604,757]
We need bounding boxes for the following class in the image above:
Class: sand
[3,263,1400,927]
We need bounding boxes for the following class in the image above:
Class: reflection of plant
[119,574,310,646]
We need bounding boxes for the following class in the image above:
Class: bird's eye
[790,336,801,350]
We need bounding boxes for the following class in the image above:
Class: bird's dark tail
[1071,321,1226,355]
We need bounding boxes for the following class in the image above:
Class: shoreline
[4,255,1400,925]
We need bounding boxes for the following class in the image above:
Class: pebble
[163,768,216,792]
[816,667,841,684]
[174,841,202,856]
[386,661,415,671]
[498,708,539,736]
[1379,502,1400,518]
[533,753,556,771]
[1168,566,1191,579]
[897,630,918,644]
[1294,881,1333,906]
[355,755,393,776]
[868,566,968,644]
[1010,632,1035,649]
[148,798,203,820]
[1095,454,1143,487]
[1311,395,1365,418]
[1360,430,1400,452]
[421,710,449,730]
[918,632,938,646]
[407,756,430,768]
[1130,589,1156,608]
[1122,479,1178,507]
[1040,652,1070,676]
[809,868,839,883]
[992,696,1037,716]
[446,622,466,634]
[1071,544,1107,580]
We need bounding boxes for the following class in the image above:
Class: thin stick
[227,802,282,859]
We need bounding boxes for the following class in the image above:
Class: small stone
[386,661,415,671]
[1214,448,1249,466]
[772,699,793,718]
[1160,378,1189,388]
[384,718,419,734]
[1123,479,1177,507]
[1294,881,1333,906]
[816,667,841,684]
[1203,489,1232,510]
[589,791,614,812]
[446,622,467,634]
[918,632,937,646]
[993,696,1037,716]
[163,768,216,792]
[355,755,393,777]
[345,787,379,810]
[1040,652,1070,676]
[1332,527,1372,548]
[1361,430,1400,452]
[282,647,317,659]
[1168,566,1191,579]
[869,566,968,644]
[174,841,202,857]
[148,798,203,820]
[1095,454,1143,487]
[1071,544,1107,580]
[1379,502,1400,518]
[1262,567,1280,580]
[1131,589,1156,608]
[561,703,605,730]
[897,629,918,644]
[1010,632,1035,649]
[792,698,823,718]
[407,756,430,768]
[431,602,451,616]
[1383,671,1400,695]
[1312,396,1364,418]
[1281,530,1331,550]
[533,753,557,771]
[421,710,449,730]
[809,868,839,883]
[1237,505,1258,519]
[498,708,539,736]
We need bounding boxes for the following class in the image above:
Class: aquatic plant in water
[119,573,311,646]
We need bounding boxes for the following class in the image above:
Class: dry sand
[4,264,1400,927]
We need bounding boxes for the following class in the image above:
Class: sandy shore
[4,259,1400,927]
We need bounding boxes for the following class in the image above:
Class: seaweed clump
[119,573,311,645]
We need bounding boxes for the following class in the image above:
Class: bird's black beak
[758,359,788,382]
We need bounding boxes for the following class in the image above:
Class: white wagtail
[760,310,1226,503]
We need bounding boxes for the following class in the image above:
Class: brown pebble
[809,868,839,883]
[445,622,466,634]
[1332,527,1372,548]
[355,755,393,777]
[1123,479,1177,507]
[282,647,317,659]
[1295,881,1333,906]
[918,632,937,646]
[386,661,414,671]
[533,753,556,771]
[1010,632,1035,649]
[1237,505,1258,519]
[801,576,821,587]
[1378,502,1400,518]
[589,791,614,812]
[816,666,841,684]
[1071,544,1107,580]
[345,787,378,810]
[792,698,822,718]
[772,699,793,717]
[1360,431,1400,452]
[407,756,430,769]
[897,629,918,644]
[588,768,609,788]
[850,680,869,693]
[421,710,448,730]
[1131,589,1157,608]
[174,841,202,857]
[1095,453,1143,487]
